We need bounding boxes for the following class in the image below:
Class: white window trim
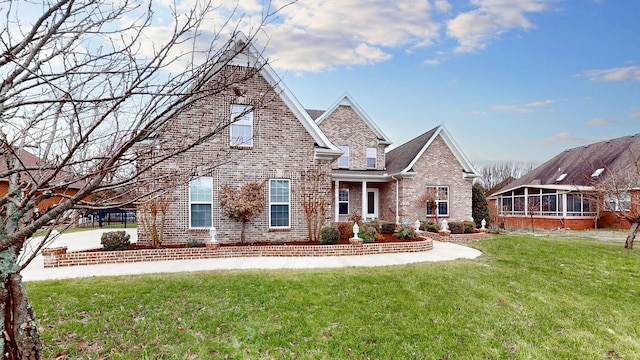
[605,191,631,211]
[366,188,379,219]
[189,176,213,229]
[425,185,449,217]
[366,147,377,169]
[230,104,253,147]
[338,188,349,215]
[269,179,291,228]
[337,145,349,168]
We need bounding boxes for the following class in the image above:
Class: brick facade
[319,105,386,171]
[137,65,334,245]
[398,136,473,223]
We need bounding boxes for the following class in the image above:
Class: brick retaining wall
[422,231,488,243]
[42,239,435,268]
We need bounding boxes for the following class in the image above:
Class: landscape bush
[380,222,396,234]
[320,227,340,245]
[185,238,203,248]
[463,221,476,234]
[447,221,464,234]
[358,223,378,243]
[336,222,354,240]
[396,225,415,240]
[100,231,131,251]
[423,222,440,233]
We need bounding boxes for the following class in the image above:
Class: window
[230,104,253,147]
[591,168,605,177]
[190,177,212,228]
[605,191,631,211]
[269,179,290,228]
[337,145,349,168]
[366,147,377,169]
[338,189,349,215]
[425,186,449,217]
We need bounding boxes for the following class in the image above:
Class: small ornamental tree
[300,167,331,242]
[219,181,265,243]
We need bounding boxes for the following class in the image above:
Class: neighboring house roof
[227,34,342,161]
[385,125,481,179]
[491,133,640,196]
[314,94,392,146]
[0,149,85,190]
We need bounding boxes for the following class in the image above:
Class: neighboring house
[488,134,640,230]
[137,35,480,245]
[0,149,86,223]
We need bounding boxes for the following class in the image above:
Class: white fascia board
[316,93,393,145]
[315,148,344,161]
[403,125,480,177]
[489,184,596,198]
[229,35,341,156]
[332,173,391,182]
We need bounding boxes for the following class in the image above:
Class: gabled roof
[385,125,480,179]
[227,34,342,161]
[492,133,640,196]
[314,94,392,146]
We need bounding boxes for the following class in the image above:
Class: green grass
[27,234,640,359]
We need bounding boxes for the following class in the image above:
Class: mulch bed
[85,233,424,251]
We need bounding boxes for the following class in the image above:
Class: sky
[22,0,635,166]
[245,0,640,166]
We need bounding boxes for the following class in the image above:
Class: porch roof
[331,169,390,182]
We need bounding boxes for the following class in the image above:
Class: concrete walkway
[19,229,483,282]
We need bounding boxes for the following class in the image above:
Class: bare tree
[477,161,538,192]
[0,0,288,356]
[219,182,266,244]
[300,167,331,242]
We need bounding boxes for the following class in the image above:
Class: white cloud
[526,99,554,107]
[260,0,442,71]
[581,66,640,82]
[536,131,584,146]
[434,0,452,13]
[446,0,557,53]
[586,118,614,125]
[492,104,533,113]
[627,110,640,118]
[424,59,441,66]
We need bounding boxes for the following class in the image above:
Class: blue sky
[146,0,639,165]
[247,0,639,165]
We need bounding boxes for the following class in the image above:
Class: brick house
[488,133,640,230]
[137,36,480,245]
[314,97,480,225]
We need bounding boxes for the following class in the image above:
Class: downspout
[392,176,400,224]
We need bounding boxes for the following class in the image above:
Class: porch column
[362,181,367,221]
[334,180,340,222]
[524,187,529,216]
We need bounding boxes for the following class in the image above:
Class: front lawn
[27,234,640,359]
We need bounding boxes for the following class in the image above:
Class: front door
[366,189,379,220]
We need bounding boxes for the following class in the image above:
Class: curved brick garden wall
[42,239,435,268]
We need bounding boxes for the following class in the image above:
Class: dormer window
[338,145,349,168]
[230,104,253,147]
[366,147,377,169]
[591,168,604,177]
